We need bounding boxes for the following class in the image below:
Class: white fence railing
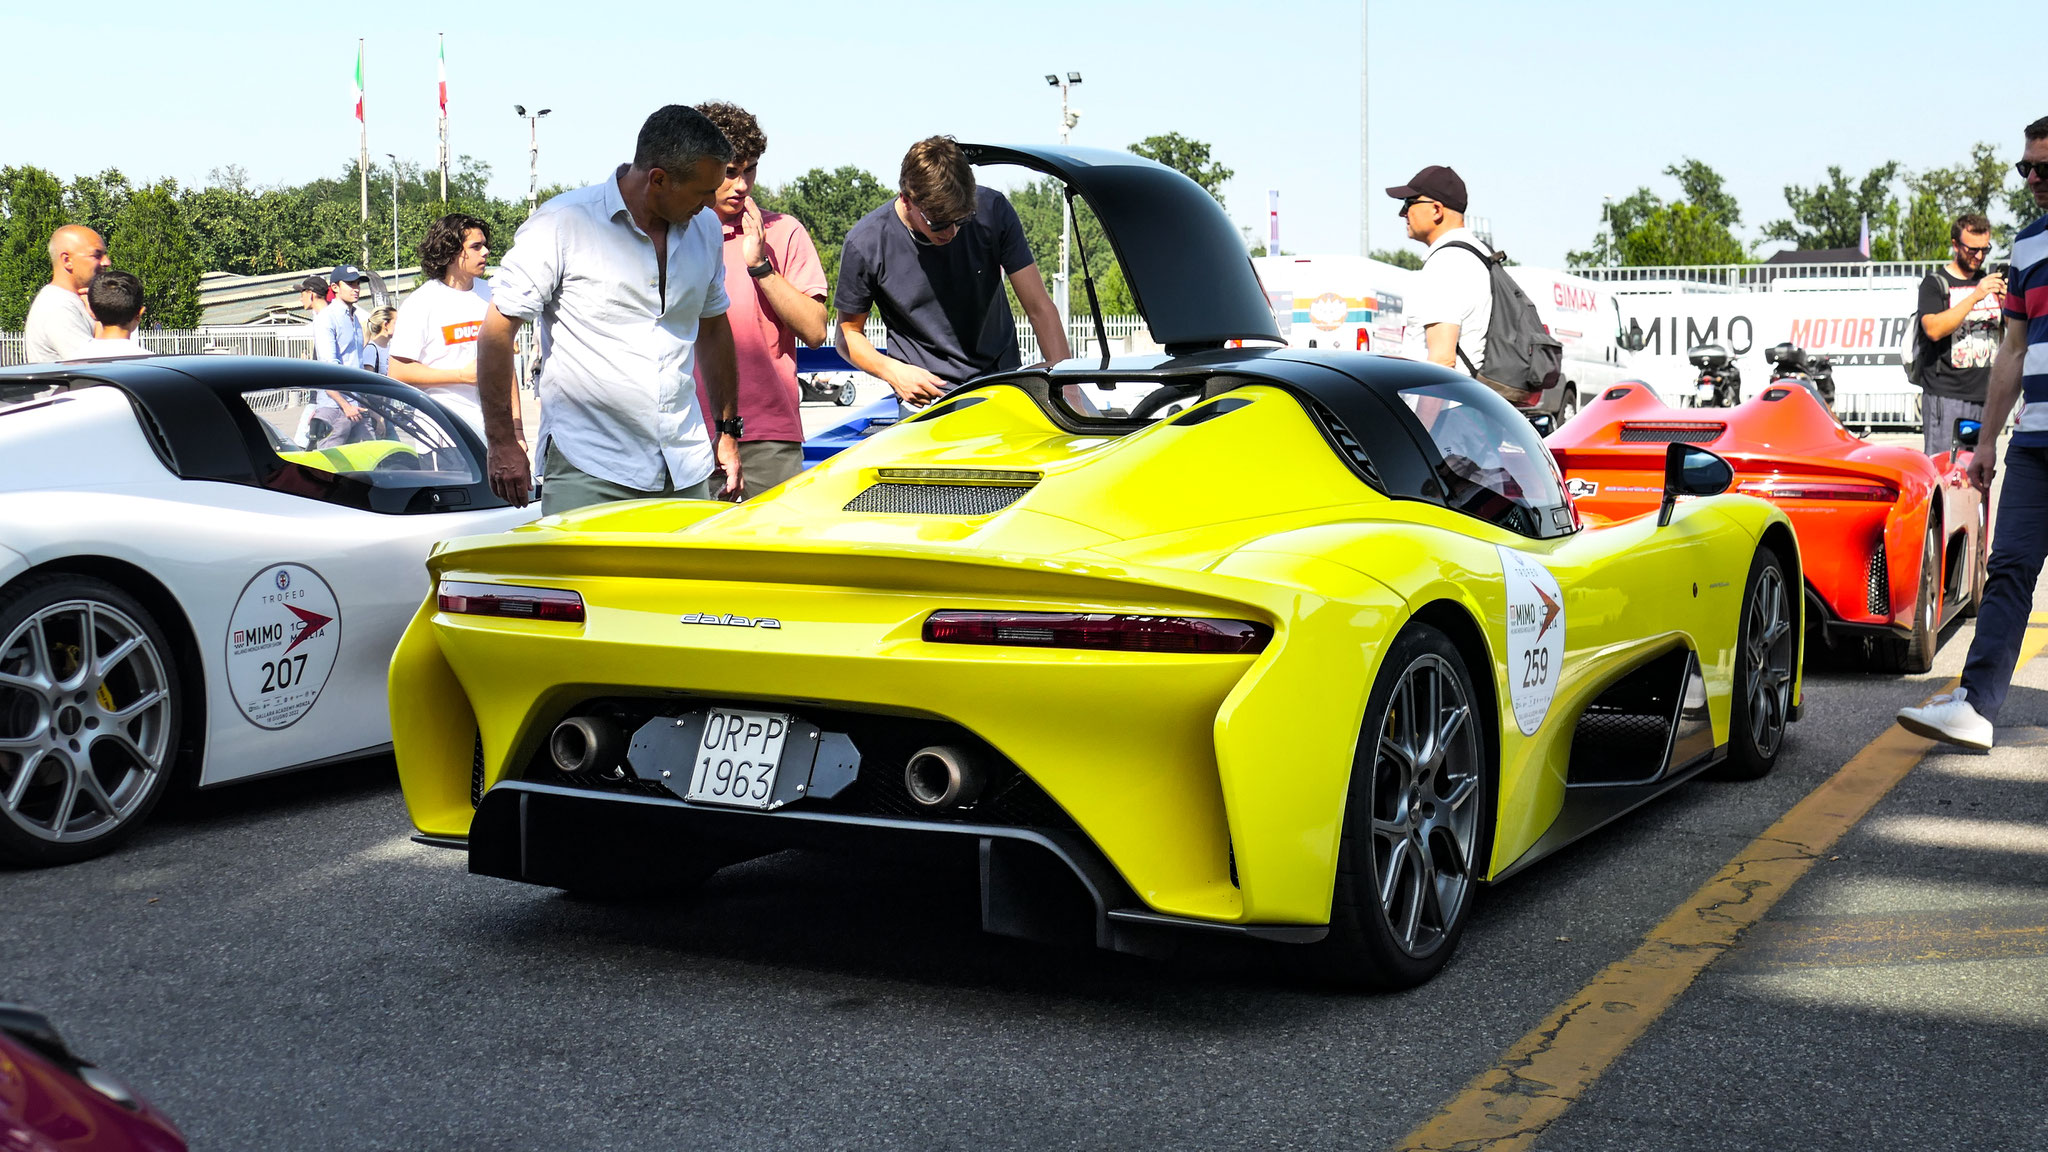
[1566,260,1946,293]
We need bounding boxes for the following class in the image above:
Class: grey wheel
[0,576,181,865]
[1716,548,1793,780]
[835,379,857,406]
[1320,622,1491,988]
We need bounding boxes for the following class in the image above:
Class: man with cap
[296,274,329,321]
[1387,166,1495,384]
[306,265,375,446]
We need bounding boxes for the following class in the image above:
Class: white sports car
[0,356,536,864]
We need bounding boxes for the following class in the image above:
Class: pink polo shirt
[693,209,828,443]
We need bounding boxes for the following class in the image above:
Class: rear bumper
[1804,582,1908,644]
[468,782,1326,954]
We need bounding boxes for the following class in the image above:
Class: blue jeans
[1959,442,2048,720]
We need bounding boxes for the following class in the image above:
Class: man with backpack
[1909,213,2004,456]
[1389,166,1560,407]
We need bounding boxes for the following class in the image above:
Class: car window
[1397,377,1573,538]
[242,387,479,483]
[1050,380,1204,424]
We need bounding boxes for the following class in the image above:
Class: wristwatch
[717,416,745,438]
[746,259,774,279]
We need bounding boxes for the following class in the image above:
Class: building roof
[198,266,427,326]
[1762,247,1869,266]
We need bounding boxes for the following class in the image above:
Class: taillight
[1737,480,1898,503]
[437,580,586,622]
[923,611,1270,654]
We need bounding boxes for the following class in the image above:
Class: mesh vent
[1867,541,1889,616]
[844,483,1029,516]
[1619,423,1725,444]
[470,730,485,808]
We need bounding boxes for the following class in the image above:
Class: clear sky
[2,0,2034,268]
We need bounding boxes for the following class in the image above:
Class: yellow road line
[1397,624,2048,1152]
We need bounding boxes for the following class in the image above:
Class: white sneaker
[1897,688,1994,751]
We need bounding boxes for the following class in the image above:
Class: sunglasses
[2017,160,2048,179]
[1399,197,1439,218]
[912,203,968,233]
[1957,241,1991,255]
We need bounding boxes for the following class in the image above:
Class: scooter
[1765,342,1836,410]
[1685,343,1742,407]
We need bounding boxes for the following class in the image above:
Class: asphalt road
[6,430,2045,1150]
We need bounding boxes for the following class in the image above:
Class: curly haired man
[390,211,512,435]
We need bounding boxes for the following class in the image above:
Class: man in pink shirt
[692,101,830,499]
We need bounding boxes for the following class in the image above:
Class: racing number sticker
[1498,546,1565,735]
[225,564,341,730]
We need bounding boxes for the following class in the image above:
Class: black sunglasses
[2017,160,2048,179]
[912,203,968,233]
[1957,240,1991,255]
[1398,197,1438,218]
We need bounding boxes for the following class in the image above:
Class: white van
[1505,266,1637,425]
[1251,255,1415,356]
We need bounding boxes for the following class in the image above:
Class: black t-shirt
[1915,268,2000,402]
[833,187,1036,386]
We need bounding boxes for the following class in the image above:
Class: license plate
[685,708,792,809]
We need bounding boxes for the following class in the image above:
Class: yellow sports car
[391,146,1803,987]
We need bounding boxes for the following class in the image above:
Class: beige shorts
[539,443,712,516]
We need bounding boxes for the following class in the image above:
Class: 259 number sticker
[1499,546,1565,735]
[226,564,342,730]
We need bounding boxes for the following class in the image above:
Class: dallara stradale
[392,146,1803,987]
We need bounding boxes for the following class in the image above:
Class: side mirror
[1617,320,1647,353]
[1659,442,1734,527]
[1954,417,1981,450]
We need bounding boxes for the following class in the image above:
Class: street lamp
[514,104,552,214]
[1044,72,1081,340]
[1601,194,1614,268]
[385,153,400,278]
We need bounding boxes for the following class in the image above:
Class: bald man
[26,226,110,362]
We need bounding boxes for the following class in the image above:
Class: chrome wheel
[1741,565,1794,759]
[0,598,174,846]
[1370,652,1482,959]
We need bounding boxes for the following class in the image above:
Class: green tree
[1370,248,1423,270]
[1127,133,1232,204]
[754,164,891,288]
[180,167,265,274]
[108,181,203,328]
[1565,185,1662,266]
[1664,157,1740,227]
[1761,162,1900,251]
[1895,187,1949,261]
[2011,183,2044,232]
[1008,177,1134,314]
[65,169,133,241]
[0,166,69,329]
[1619,202,1748,265]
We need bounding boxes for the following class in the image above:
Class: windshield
[1398,377,1572,538]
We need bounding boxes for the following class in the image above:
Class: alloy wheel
[1742,566,1795,758]
[1369,653,1482,958]
[0,599,174,845]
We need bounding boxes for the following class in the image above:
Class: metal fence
[1565,260,1946,293]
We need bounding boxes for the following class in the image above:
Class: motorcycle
[1685,343,1743,407]
[1765,342,1835,410]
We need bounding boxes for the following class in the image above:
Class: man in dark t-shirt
[1914,212,2007,455]
[835,137,1070,409]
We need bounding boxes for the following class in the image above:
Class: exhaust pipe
[904,745,986,811]
[550,715,623,775]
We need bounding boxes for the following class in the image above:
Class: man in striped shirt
[1899,115,2048,749]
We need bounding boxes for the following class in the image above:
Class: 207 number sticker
[226,563,341,730]
[1499,546,1565,735]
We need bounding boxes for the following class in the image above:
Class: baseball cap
[296,275,328,294]
[1385,166,1468,214]
[328,264,365,284]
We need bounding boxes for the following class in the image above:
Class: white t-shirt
[75,336,149,359]
[1409,228,1494,376]
[25,284,93,362]
[390,277,492,427]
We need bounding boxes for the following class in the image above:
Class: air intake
[1867,541,1889,616]
[1619,422,1725,444]
[845,483,1031,516]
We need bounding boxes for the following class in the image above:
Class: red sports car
[1548,381,1985,672]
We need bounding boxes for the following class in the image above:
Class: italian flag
[437,36,447,114]
[352,43,364,122]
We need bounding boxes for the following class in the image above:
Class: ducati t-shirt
[390,277,493,422]
[1915,268,1999,403]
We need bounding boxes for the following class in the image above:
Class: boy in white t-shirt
[75,269,152,359]
[391,213,522,438]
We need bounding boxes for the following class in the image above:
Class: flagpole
[438,32,449,202]
[357,38,369,266]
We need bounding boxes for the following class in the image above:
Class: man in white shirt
[75,269,151,358]
[1389,166,1494,380]
[25,225,109,362]
[390,212,508,436]
[478,104,743,514]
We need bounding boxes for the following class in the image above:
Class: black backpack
[1437,241,1564,395]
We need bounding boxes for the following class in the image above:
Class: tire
[1962,520,1988,619]
[1316,622,1492,990]
[835,379,857,407]
[1872,519,1942,674]
[0,574,183,865]
[1558,387,1580,426]
[1713,547,1795,780]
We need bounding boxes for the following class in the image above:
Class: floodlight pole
[386,153,400,277]
[516,105,551,214]
[1047,72,1082,349]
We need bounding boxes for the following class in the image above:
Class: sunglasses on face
[1957,241,1991,255]
[2017,160,2048,179]
[1399,197,1438,219]
[913,203,968,233]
